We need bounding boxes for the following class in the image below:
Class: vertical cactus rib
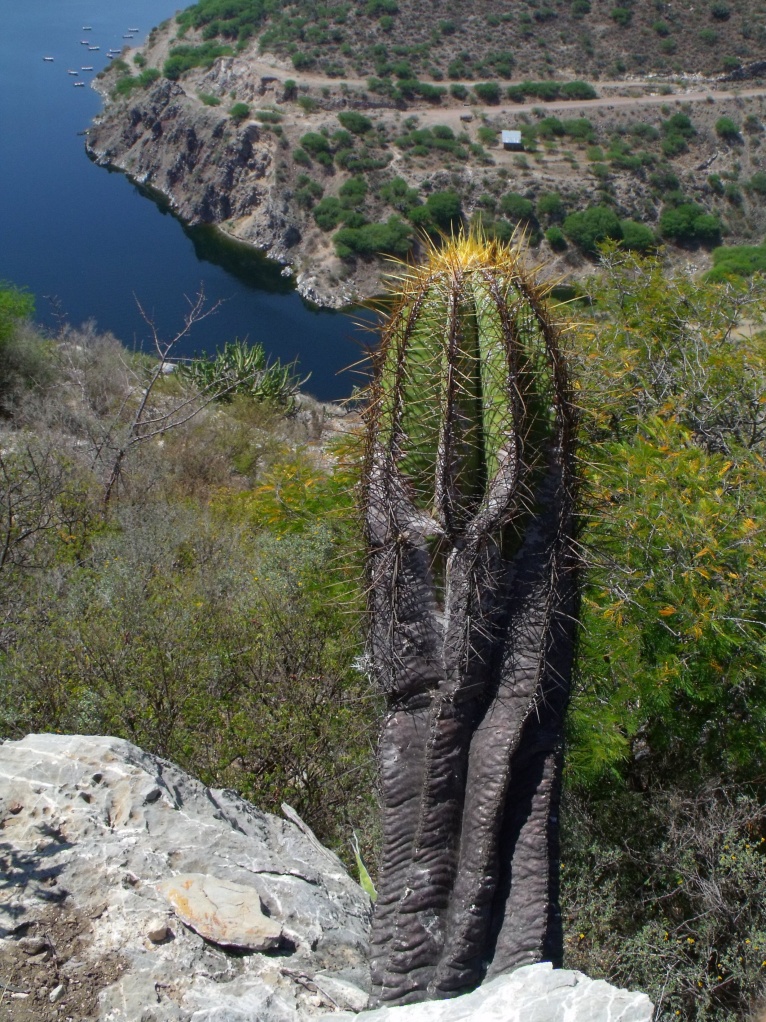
[364,229,578,1006]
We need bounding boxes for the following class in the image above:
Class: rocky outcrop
[720,60,766,82]
[86,80,300,264]
[342,965,653,1022]
[0,734,372,1021]
[0,734,654,1022]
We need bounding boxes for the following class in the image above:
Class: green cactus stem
[363,231,579,1005]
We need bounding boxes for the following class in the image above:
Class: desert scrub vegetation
[563,247,766,1020]
[5,237,766,1019]
[705,242,766,281]
[0,282,378,858]
[159,0,761,85]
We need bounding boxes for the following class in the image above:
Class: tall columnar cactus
[363,232,579,1006]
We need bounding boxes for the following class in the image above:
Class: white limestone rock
[333,964,653,1022]
[0,733,372,1021]
[0,733,653,1022]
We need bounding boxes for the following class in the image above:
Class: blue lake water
[0,0,374,399]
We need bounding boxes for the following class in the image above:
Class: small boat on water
[88,46,100,50]
[74,82,85,87]
[67,69,79,75]
[81,40,89,45]
[81,66,94,71]
[122,33,134,38]
[82,26,92,30]
[128,28,139,32]
[43,56,54,61]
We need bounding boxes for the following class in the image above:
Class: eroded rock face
[86,80,300,264]
[0,734,372,1021]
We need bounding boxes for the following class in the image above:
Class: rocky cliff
[86,79,301,269]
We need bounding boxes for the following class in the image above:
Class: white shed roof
[501,130,522,146]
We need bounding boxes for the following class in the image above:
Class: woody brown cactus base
[363,232,579,1006]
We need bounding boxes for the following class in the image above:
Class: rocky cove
[86,64,385,309]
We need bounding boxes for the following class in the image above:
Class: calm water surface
[0,0,373,399]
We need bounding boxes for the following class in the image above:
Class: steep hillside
[158,0,766,81]
[85,0,766,305]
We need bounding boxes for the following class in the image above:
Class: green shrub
[715,116,741,141]
[484,50,515,79]
[413,81,446,102]
[299,132,331,156]
[743,114,762,134]
[538,192,565,221]
[710,1,730,18]
[253,109,281,124]
[339,176,368,207]
[546,226,567,250]
[473,82,501,104]
[659,203,722,246]
[333,215,412,258]
[537,116,565,139]
[378,177,421,212]
[705,243,766,280]
[407,189,463,232]
[366,0,398,13]
[661,133,690,158]
[749,171,766,195]
[620,219,656,252]
[164,42,233,79]
[663,112,696,138]
[0,283,54,412]
[500,192,535,222]
[291,51,315,71]
[449,83,468,100]
[198,92,221,106]
[228,102,250,122]
[611,6,632,25]
[477,125,499,146]
[708,173,725,195]
[338,111,373,134]
[312,197,343,231]
[509,80,562,102]
[175,0,272,45]
[562,117,595,142]
[563,205,622,254]
[560,81,598,100]
[698,26,718,43]
[630,121,660,141]
[293,175,323,210]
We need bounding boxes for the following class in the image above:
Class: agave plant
[178,339,302,408]
[363,231,579,1005]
